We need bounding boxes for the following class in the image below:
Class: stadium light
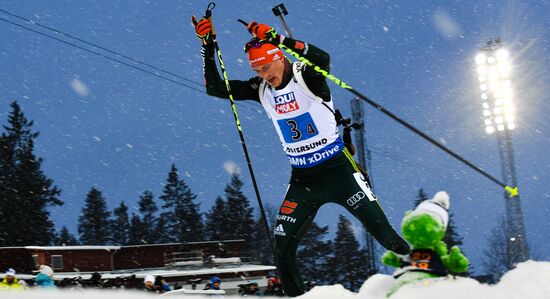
[474,37,529,269]
[475,39,515,133]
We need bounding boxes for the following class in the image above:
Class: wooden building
[0,239,250,273]
[0,240,275,293]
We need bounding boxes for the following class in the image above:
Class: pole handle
[205,2,215,17]
[206,2,216,35]
[271,3,294,39]
[272,3,288,16]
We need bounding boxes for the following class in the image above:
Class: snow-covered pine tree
[251,204,278,264]
[204,196,229,241]
[78,187,111,245]
[482,216,510,282]
[443,216,465,253]
[0,124,14,246]
[327,215,368,291]
[160,164,203,242]
[223,174,255,251]
[56,226,79,246]
[138,190,158,244]
[111,201,131,245]
[297,221,333,285]
[414,188,430,207]
[0,101,62,246]
[128,213,145,245]
[154,216,170,243]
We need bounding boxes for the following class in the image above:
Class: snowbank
[6,261,550,299]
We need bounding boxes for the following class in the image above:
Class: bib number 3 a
[286,120,302,141]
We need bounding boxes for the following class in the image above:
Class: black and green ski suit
[200,35,410,297]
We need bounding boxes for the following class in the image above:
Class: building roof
[25,246,121,251]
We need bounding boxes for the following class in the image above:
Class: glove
[192,15,212,44]
[381,251,402,268]
[441,246,469,273]
[246,21,278,42]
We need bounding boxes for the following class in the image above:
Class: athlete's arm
[201,43,261,102]
[278,36,331,101]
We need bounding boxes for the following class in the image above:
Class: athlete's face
[252,59,285,88]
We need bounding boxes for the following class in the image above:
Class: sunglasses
[244,38,266,53]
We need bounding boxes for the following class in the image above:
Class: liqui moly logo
[274,92,300,114]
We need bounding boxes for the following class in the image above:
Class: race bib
[277,112,319,143]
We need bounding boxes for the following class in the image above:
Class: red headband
[247,43,283,67]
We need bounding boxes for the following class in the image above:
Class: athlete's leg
[325,152,410,254]
[274,183,321,297]
[339,171,410,254]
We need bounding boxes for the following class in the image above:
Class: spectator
[203,276,221,290]
[238,282,259,296]
[263,277,283,296]
[187,278,202,290]
[154,275,171,293]
[0,268,24,291]
[144,275,162,293]
[125,274,138,289]
[90,272,102,288]
[35,265,56,288]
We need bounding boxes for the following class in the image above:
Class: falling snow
[0,0,548,281]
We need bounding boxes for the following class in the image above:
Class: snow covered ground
[7,261,550,299]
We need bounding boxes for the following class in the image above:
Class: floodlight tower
[350,98,377,274]
[351,98,372,175]
[475,37,529,268]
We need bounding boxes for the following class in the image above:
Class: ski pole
[203,3,277,261]
[272,4,293,39]
[237,19,518,198]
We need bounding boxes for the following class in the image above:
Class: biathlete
[192,16,410,296]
